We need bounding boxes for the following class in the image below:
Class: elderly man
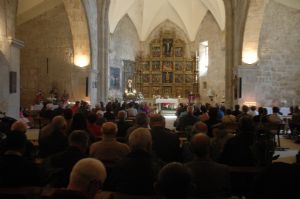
[0,131,40,187]
[90,122,129,166]
[10,121,35,159]
[150,114,181,162]
[50,158,108,199]
[185,133,231,198]
[155,162,193,199]
[38,116,68,158]
[176,105,198,131]
[43,130,89,187]
[112,127,163,195]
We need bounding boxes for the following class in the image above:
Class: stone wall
[256,0,300,106]
[108,15,140,100]
[17,4,89,108]
[0,0,21,118]
[194,12,226,104]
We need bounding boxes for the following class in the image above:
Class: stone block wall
[194,12,226,104]
[256,1,300,106]
[108,15,140,100]
[17,4,89,108]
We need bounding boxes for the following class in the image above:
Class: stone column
[224,0,250,108]
[97,0,110,103]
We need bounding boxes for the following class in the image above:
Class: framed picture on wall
[9,71,17,93]
[109,67,120,90]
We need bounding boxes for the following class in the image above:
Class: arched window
[199,41,208,76]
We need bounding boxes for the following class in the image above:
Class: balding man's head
[129,128,152,152]
[117,111,127,121]
[52,116,67,131]
[191,121,208,134]
[135,112,149,127]
[68,158,107,195]
[10,121,27,133]
[191,133,210,158]
[102,122,117,139]
[150,114,165,128]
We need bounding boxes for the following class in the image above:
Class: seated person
[185,133,231,198]
[112,128,163,195]
[116,110,131,137]
[150,114,181,163]
[155,162,193,199]
[43,130,89,187]
[90,122,129,167]
[0,131,40,187]
[49,158,108,199]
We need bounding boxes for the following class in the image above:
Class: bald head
[52,116,67,131]
[69,158,107,192]
[191,121,208,134]
[191,133,211,158]
[11,121,27,133]
[129,128,152,152]
[150,114,165,128]
[102,122,117,138]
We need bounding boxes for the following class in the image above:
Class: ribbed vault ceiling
[109,0,225,41]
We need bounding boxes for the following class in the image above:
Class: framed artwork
[142,61,150,71]
[151,46,161,57]
[152,61,161,72]
[175,62,184,71]
[186,61,193,72]
[9,71,17,93]
[162,87,172,96]
[175,87,183,97]
[162,72,173,83]
[175,74,184,83]
[185,74,194,83]
[109,67,120,90]
[163,38,173,57]
[152,74,161,83]
[175,47,183,57]
[142,74,150,83]
[162,61,173,72]
[152,87,161,96]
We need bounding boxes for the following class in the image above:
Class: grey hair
[128,127,152,152]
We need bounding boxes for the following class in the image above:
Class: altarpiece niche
[135,31,199,98]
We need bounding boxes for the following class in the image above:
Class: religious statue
[35,89,44,104]
[163,39,173,57]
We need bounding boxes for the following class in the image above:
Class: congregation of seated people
[1,100,300,198]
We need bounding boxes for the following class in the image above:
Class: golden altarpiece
[125,31,199,99]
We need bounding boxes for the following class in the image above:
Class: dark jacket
[0,154,40,187]
[112,149,163,195]
[43,146,87,187]
[151,126,181,162]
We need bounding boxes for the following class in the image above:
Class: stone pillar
[6,37,24,118]
[83,0,99,106]
[224,0,250,108]
[97,0,110,103]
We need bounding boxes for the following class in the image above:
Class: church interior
[0,0,300,198]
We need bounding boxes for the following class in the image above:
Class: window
[199,41,208,77]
